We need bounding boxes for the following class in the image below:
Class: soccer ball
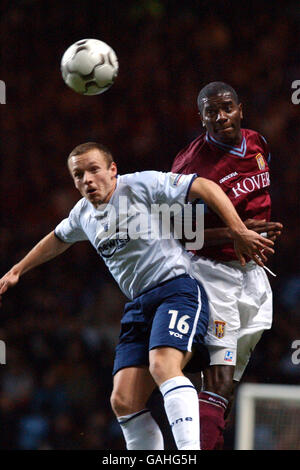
[61,39,119,96]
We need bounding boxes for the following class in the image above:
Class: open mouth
[87,188,97,194]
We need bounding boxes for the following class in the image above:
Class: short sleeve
[155,172,198,205]
[124,171,197,207]
[259,134,271,165]
[54,200,89,243]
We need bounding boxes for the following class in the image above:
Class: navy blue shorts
[113,274,210,375]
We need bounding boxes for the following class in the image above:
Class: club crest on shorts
[214,320,226,338]
[255,153,265,170]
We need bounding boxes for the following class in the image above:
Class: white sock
[117,409,164,450]
[160,376,200,450]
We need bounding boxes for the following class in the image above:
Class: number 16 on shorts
[168,310,191,339]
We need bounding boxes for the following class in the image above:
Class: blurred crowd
[0,0,299,450]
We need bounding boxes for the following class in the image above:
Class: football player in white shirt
[0,142,274,450]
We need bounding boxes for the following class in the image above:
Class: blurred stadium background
[0,0,299,450]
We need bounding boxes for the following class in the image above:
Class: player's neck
[209,130,243,148]
[231,130,243,146]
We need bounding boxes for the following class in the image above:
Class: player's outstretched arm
[0,231,72,305]
[188,177,274,266]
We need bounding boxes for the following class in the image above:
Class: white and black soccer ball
[61,39,119,95]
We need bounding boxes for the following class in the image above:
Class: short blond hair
[68,142,114,168]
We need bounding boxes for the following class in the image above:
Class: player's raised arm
[0,231,72,305]
[188,177,274,266]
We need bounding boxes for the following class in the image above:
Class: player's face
[68,149,117,206]
[201,92,243,145]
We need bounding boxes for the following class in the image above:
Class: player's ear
[110,161,117,176]
[198,109,205,127]
[239,103,243,120]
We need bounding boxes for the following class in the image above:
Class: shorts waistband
[134,274,191,299]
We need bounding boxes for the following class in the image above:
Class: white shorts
[190,256,273,381]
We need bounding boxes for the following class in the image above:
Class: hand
[0,269,20,307]
[233,229,275,267]
[244,219,283,242]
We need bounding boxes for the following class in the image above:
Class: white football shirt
[55,171,197,299]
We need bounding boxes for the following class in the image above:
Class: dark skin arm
[203,219,283,247]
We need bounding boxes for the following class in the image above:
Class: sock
[117,409,164,450]
[160,376,200,450]
[198,391,227,450]
[214,430,225,450]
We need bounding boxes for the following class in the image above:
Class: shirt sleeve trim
[54,229,68,243]
[185,173,199,204]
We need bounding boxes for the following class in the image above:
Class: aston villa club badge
[256,153,266,170]
[214,320,226,338]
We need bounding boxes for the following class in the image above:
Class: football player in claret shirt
[171,82,283,450]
